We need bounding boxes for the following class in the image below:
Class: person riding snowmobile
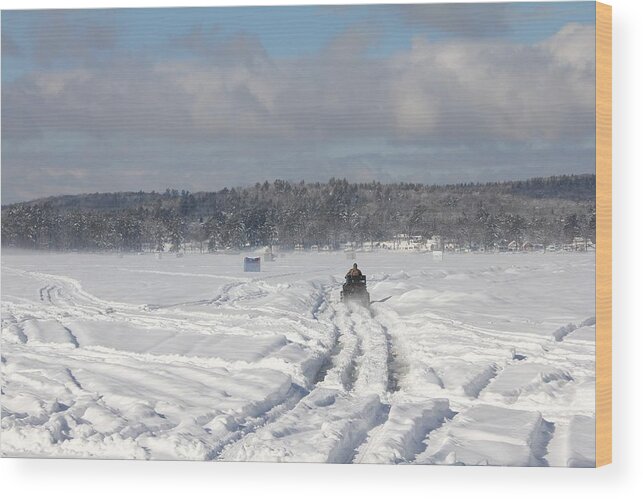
[345,263,362,279]
[341,263,370,306]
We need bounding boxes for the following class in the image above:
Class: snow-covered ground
[1,250,595,466]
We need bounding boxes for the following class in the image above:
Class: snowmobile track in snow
[2,253,596,464]
[217,286,397,463]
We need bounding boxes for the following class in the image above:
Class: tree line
[1,175,596,252]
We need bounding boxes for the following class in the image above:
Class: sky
[1,2,596,204]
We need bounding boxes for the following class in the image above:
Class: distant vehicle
[340,274,370,307]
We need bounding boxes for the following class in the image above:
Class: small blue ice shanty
[244,257,261,272]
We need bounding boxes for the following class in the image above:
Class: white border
[1,1,641,498]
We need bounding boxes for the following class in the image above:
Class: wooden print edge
[595,0,612,468]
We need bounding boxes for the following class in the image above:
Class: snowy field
[1,250,595,466]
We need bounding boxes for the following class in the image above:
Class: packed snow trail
[219,299,394,463]
[2,251,596,465]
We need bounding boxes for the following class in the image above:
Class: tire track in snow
[8,269,439,464]
[354,304,517,464]
[348,301,439,464]
[324,306,361,392]
[2,256,595,463]
[212,284,345,460]
[8,269,326,349]
[6,270,335,394]
[348,307,390,398]
[217,286,394,463]
[362,298,583,465]
[11,267,329,339]
[204,383,308,460]
[350,304,432,464]
[144,270,304,311]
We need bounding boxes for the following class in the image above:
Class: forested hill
[1,174,596,252]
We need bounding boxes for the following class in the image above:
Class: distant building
[443,239,461,252]
[426,235,442,251]
[571,236,592,251]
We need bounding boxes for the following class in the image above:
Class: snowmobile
[340,274,370,307]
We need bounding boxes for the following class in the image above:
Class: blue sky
[2,3,596,78]
[2,2,597,203]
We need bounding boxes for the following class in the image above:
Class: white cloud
[541,23,596,71]
[388,25,595,142]
[4,22,594,144]
[1,22,596,202]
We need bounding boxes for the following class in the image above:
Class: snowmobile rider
[346,263,363,279]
